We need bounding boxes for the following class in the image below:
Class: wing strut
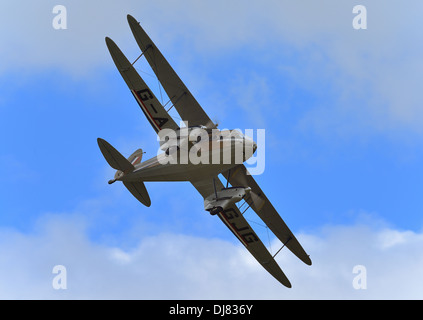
[132,44,152,66]
[241,201,251,215]
[166,91,187,112]
[272,236,292,259]
[226,169,231,188]
[238,194,253,215]
[212,177,218,200]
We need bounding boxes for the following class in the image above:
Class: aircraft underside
[97,14,312,288]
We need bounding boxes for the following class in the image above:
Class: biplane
[98,15,311,287]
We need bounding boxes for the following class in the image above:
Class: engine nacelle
[204,187,251,215]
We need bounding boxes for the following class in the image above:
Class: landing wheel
[210,206,223,216]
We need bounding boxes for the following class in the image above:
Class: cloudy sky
[1,0,423,299]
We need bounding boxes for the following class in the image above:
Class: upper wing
[191,177,292,287]
[105,37,179,134]
[127,14,215,129]
[222,165,312,266]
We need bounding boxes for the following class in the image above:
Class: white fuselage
[121,129,257,182]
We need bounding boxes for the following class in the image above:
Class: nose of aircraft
[244,136,257,154]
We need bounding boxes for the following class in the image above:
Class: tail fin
[97,138,151,207]
[127,149,144,166]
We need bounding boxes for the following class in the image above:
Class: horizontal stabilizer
[97,138,134,173]
[123,181,151,207]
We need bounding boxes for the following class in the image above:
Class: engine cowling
[204,187,251,215]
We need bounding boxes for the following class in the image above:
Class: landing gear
[208,206,223,216]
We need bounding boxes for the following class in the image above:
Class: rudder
[128,148,144,166]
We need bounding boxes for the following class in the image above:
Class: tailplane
[123,181,151,207]
[97,138,151,207]
[97,138,134,173]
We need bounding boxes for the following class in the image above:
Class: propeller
[223,166,266,212]
[205,118,219,130]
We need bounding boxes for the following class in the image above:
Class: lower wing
[191,177,292,287]
[222,164,312,266]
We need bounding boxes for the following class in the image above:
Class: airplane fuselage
[120,129,257,182]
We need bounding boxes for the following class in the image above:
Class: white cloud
[272,1,423,137]
[3,0,423,300]
[2,1,423,135]
[0,1,142,75]
[0,213,422,299]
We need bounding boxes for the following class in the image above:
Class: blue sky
[1,1,423,299]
